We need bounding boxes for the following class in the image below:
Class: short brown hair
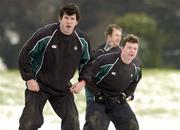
[122,34,139,47]
[59,3,80,21]
[104,24,122,38]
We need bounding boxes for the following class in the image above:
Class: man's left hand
[70,80,86,94]
[117,92,127,104]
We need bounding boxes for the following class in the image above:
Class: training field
[0,69,180,130]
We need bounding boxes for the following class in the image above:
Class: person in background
[92,24,122,59]
[83,34,142,130]
[84,24,122,130]
[18,3,92,130]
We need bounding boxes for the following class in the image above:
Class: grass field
[0,69,180,130]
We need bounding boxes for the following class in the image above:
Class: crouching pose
[83,34,142,130]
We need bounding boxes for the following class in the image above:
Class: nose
[66,18,71,23]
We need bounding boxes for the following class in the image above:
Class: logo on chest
[51,45,57,49]
[74,45,78,51]
[111,72,117,76]
[131,73,133,78]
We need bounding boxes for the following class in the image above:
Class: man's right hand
[95,91,107,104]
[26,79,40,92]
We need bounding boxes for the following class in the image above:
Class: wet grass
[0,69,180,118]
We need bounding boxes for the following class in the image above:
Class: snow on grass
[0,69,180,130]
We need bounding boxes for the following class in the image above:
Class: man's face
[108,28,122,47]
[59,14,78,35]
[122,42,138,61]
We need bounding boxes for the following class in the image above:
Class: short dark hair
[59,3,80,21]
[122,34,139,47]
[104,24,122,38]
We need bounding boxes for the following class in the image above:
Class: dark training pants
[19,89,80,130]
[83,101,139,130]
[83,101,110,130]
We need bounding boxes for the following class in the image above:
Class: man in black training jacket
[18,3,92,130]
[84,34,142,130]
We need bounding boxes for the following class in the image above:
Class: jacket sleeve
[86,78,100,95]
[18,30,41,81]
[124,67,142,97]
[78,35,93,83]
[85,56,103,95]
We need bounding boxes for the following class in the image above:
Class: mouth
[129,54,134,58]
[66,25,71,29]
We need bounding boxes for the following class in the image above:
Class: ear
[58,17,62,23]
[107,35,112,42]
[75,21,79,26]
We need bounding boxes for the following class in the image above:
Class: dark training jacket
[19,23,92,92]
[85,43,141,101]
[87,52,142,97]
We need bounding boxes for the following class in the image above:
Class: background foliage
[0,0,180,69]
